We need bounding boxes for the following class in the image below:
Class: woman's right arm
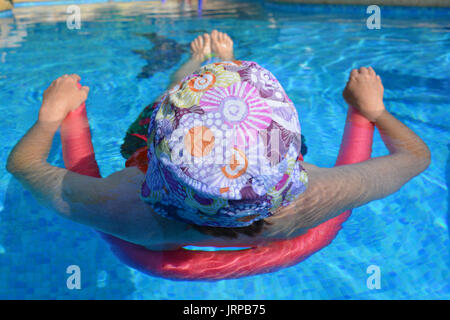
[337,67,432,205]
[374,109,431,163]
[271,68,431,238]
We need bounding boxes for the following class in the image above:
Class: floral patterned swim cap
[141,61,308,228]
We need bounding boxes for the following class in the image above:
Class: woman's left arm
[5,75,106,225]
[6,75,180,246]
[7,74,89,198]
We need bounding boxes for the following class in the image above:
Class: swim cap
[141,61,308,227]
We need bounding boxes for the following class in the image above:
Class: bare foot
[211,30,234,61]
[343,67,386,122]
[190,33,211,62]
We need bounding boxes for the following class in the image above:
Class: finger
[350,69,359,78]
[198,35,203,48]
[367,67,375,76]
[69,74,81,82]
[359,67,368,74]
[81,86,90,97]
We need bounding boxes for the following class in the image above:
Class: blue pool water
[0,0,449,299]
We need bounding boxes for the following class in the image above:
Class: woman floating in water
[7,30,431,254]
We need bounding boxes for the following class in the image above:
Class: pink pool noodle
[61,83,100,178]
[61,84,374,281]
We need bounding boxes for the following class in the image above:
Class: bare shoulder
[103,166,146,189]
[299,160,320,172]
[264,161,367,239]
[99,167,205,247]
[100,166,158,224]
[95,167,148,213]
[265,156,408,239]
[88,167,161,242]
[263,161,330,237]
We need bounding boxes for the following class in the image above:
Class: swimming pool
[0,0,448,299]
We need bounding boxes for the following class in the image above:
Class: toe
[204,33,211,45]
[225,33,233,46]
[211,30,218,41]
[191,35,203,52]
